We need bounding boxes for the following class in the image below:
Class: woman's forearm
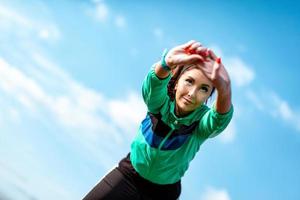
[154,62,170,79]
[215,83,232,114]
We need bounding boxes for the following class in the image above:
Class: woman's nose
[188,87,197,97]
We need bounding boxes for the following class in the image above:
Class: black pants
[83,155,181,200]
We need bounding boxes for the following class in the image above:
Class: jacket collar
[169,100,208,126]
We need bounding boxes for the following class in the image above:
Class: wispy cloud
[0,54,145,199]
[0,54,144,147]
[88,1,127,29]
[94,2,109,22]
[226,57,255,87]
[268,91,300,132]
[219,118,236,143]
[0,49,148,197]
[246,88,300,132]
[0,4,61,42]
[205,45,256,143]
[0,160,75,200]
[245,90,264,111]
[0,3,143,199]
[208,45,255,88]
[208,44,300,139]
[108,92,146,137]
[115,15,126,28]
[200,186,231,200]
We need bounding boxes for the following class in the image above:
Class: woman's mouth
[183,97,193,104]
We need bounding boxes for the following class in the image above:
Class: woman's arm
[215,80,232,114]
[212,59,232,114]
[143,40,206,113]
[197,50,232,114]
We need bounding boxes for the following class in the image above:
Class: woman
[83,40,233,200]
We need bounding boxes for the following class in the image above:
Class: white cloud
[0,158,76,200]
[38,24,60,41]
[219,118,236,143]
[0,56,145,142]
[0,3,139,199]
[245,90,264,111]
[207,45,255,88]
[88,2,128,30]
[0,55,146,199]
[226,57,255,87]
[0,4,61,42]
[207,45,299,134]
[108,92,146,136]
[246,88,300,132]
[94,2,109,22]
[0,5,32,28]
[115,15,126,28]
[91,0,104,3]
[200,186,231,200]
[7,107,21,123]
[269,92,293,120]
[268,92,300,132]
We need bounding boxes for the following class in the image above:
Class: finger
[179,54,204,65]
[208,49,218,60]
[179,40,197,49]
[211,60,220,80]
[195,46,208,56]
[183,41,202,54]
[188,42,202,53]
[195,63,213,79]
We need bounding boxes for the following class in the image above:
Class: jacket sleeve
[197,103,234,138]
[142,67,171,114]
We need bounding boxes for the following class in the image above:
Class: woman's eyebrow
[186,76,211,87]
[187,76,195,81]
[200,84,210,88]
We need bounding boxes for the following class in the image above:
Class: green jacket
[130,68,233,184]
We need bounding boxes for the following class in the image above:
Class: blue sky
[0,0,300,199]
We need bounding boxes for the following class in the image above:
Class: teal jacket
[130,68,233,184]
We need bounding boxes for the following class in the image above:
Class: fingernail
[184,48,191,54]
[206,50,210,57]
[216,57,221,64]
[189,49,196,54]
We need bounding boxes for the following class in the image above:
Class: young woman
[83,40,233,200]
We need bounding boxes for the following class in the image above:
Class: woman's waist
[118,153,182,186]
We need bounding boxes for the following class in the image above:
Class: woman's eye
[185,79,193,84]
[200,87,208,92]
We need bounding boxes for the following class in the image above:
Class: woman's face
[175,67,213,116]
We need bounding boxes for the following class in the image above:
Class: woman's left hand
[196,49,232,113]
[197,50,231,94]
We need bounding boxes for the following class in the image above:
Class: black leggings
[83,156,181,200]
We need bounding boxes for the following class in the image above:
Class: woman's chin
[177,105,192,116]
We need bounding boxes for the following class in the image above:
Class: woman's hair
[167,64,215,102]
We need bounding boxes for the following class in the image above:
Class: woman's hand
[197,50,231,94]
[155,40,208,79]
[165,40,208,69]
[197,49,232,113]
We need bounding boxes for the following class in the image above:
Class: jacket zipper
[147,129,174,176]
[158,129,174,150]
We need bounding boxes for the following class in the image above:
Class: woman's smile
[182,96,194,105]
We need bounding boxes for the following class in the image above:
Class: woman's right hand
[165,40,208,69]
